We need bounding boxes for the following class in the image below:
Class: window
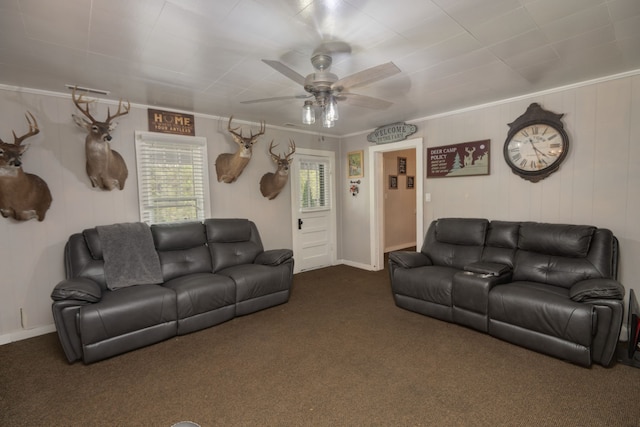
[135,131,210,224]
[298,158,330,211]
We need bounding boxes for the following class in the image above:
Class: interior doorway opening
[368,138,423,271]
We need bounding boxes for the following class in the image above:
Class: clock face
[505,123,566,172]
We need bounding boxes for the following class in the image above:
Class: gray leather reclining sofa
[388,218,625,367]
[51,218,294,364]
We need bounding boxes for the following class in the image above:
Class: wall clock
[503,103,569,183]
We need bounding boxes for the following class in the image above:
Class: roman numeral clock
[503,103,569,182]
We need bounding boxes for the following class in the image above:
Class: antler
[228,116,266,145]
[268,139,296,162]
[267,140,279,161]
[72,86,98,122]
[285,139,296,160]
[72,86,129,124]
[12,112,40,146]
[106,98,131,123]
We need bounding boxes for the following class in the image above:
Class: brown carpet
[1,265,639,426]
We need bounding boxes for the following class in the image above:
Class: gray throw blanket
[96,222,163,290]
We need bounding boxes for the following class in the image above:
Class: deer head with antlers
[71,87,130,191]
[259,139,295,200]
[0,112,52,221]
[215,116,265,183]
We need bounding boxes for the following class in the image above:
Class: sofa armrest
[388,251,432,269]
[569,278,625,302]
[51,277,102,303]
[255,249,293,266]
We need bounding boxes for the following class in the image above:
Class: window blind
[135,132,210,224]
[298,159,330,211]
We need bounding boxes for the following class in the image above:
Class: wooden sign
[427,140,490,178]
[148,108,195,136]
[367,122,417,144]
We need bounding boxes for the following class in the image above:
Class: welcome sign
[427,140,490,178]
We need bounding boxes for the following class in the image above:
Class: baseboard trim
[338,259,377,271]
[0,324,56,346]
[384,243,417,253]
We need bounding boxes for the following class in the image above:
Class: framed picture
[348,150,364,178]
[389,175,398,189]
[397,157,407,175]
[406,176,415,189]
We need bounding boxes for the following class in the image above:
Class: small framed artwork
[398,157,407,175]
[348,150,364,178]
[407,176,415,189]
[389,175,398,189]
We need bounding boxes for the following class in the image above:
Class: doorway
[368,138,423,271]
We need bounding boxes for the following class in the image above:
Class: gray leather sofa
[51,218,294,364]
[388,218,625,367]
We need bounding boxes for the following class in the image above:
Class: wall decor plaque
[427,140,490,178]
[148,108,195,136]
[367,122,417,144]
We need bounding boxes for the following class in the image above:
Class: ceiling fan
[241,42,401,127]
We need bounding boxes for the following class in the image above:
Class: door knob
[298,218,303,230]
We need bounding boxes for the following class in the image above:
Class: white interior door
[291,149,337,273]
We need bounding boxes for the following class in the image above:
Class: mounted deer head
[259,139,295,200]
[72,87,130,191]
[0,112,52,221]
[215,116,265,183]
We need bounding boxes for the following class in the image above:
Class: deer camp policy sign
[148,108,195,136]
[427,140,490,178]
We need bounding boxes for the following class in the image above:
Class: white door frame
[368,138,424,271]
[290,148,338,274]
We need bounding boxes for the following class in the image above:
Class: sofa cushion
[435,218,488,245]
[217,263,291,303]
[163,273,235,320]
[78,285,177,345]
[206,218,252,243]
[519,223,595,258]
[489,282,595,347]
[83,228,103,259]
[392,265,458,307]
[152,221,207,251]
[157,246,213,281]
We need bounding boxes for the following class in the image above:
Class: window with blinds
[298,158,330,211]
[135,132,210,224]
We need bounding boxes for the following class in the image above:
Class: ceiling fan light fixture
[302,100,316,124]
[326,95,339,121]
[322,108,335,128]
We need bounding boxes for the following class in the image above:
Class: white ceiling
[1,0,639,136]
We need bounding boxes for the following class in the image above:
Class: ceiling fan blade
[336,92,393,109]
[332,62,401,91]
[262,60,307,86]
[313,41,352,57]
[240,94,311,104]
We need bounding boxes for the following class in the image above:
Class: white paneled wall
[0,87,339,343]
[341,73,640,300]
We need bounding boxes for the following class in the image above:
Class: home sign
[148,108,195,136]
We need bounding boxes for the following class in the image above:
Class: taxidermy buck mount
[260,140,295,200]
[216,116,265,183]
[0,112,53,221]
[71,87,130,191]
